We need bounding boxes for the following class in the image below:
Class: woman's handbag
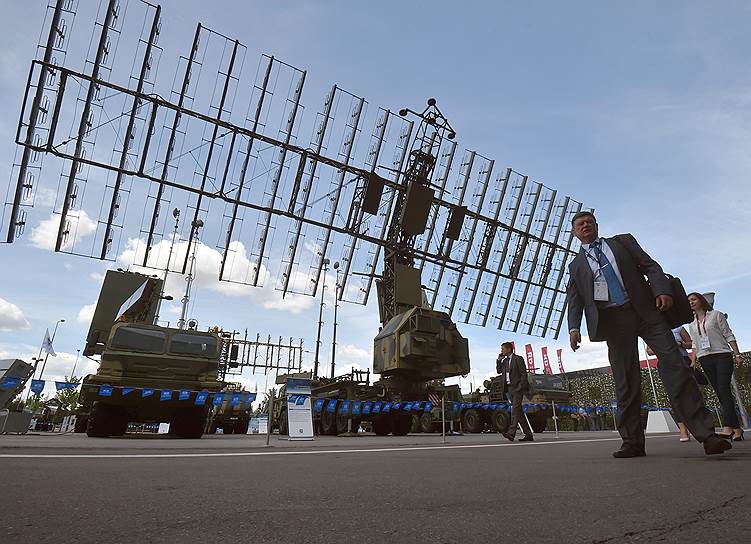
[692,366,709,386]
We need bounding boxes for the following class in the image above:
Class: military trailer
[77,270,225,438]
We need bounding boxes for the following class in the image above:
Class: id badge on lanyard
[594,277,609,302]
[698,318,710,350]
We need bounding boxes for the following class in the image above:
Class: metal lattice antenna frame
[4,1,588,340]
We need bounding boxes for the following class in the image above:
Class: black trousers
[699,352,740,429]
[670,356,694,424]
[599,304,715,448]
[506,391,532,437]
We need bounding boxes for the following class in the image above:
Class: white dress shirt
[687,310,737,358]
[581,238,629,308]
[581,238,626,288]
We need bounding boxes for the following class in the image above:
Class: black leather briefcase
[664,274,693,328]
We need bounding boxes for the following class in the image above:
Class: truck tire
[279,410,289,436]
[410,413,421,433]
[419,412,433,433]
[320,405,338,435]
[373,416,392,436]
[171,407,207,438]
[74,415,89,433]
[490,410,510,433]
[234,419,250,435]
[461,408,483,433]
[335,412,349,434]
[86,402,118,437]
[392,413,411,436]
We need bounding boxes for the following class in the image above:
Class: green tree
[52,375,81,413]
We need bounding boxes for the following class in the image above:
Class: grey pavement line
[0,435,677,459]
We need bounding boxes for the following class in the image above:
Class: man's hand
[570,330,581,351]
[655,294,673,311]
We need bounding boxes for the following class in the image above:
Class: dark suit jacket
[566,233,671,342]
[496,353,529,395]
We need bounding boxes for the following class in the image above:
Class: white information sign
[286,377,314,440]
[257,414,268,435]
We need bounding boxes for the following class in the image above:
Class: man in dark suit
[566,211,731,457]
[496,342,533,442]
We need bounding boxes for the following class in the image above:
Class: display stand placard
[286,377,314,440]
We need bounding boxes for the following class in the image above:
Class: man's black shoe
[502,432,515,442]
[703,434,732,455]
[519,435,534,442]
[612,447,646,458]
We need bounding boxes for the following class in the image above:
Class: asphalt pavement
[1,430,748,543]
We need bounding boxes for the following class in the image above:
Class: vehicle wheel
[335,412,349,434]
[392,413,411,436]
[529,412,547,434]
[461,408,483,433]
[279,410,289,436]
[320,405,338,435]
[171,407,208,438]
[110,408,129,437]
[410,413,421,433]
[234,419,250,435]
[490,410,510,433]
[419,412,433,433]
[74,415,89,434]
[86,402,117,437]
[373,416,392,436]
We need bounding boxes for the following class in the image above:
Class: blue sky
[1,1,749,398]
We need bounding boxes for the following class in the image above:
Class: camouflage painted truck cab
[77,270,223,438]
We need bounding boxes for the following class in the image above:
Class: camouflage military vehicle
[77,270,224,438]
[208,383,253,434]
[458,373,571,434]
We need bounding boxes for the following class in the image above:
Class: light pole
[70,348,81,379]
[38,318,65,383]
[331,261,341,379]
[313,258,330,379]
[177,218,203,330]
[155,207,180,325]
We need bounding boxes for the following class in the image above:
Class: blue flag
[122,387,136,396]
[352,401,362,415]
[30,379,45,394]
[383,402,392,413]
[326,399,337,413]
[313,398,324,413]
[245,392,257,404]
[372,401,382,414]
[55,381,78,391]
[142,388,154,398]
[0,376,21,389]
[403,402,413,411]
[160,390,173,401]
[230,393,242,406]
[99,385,113,397]
[339,400,351,414]
[195,391,209,406]
[424,401,432,412]
[363,401,372,414]
[212,393,225,406]
[179,390,191,401]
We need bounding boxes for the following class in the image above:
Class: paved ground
[1,430,748,543]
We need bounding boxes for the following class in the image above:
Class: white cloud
[0,297,31,331]
[116,237,314,314]
[30,211,97,251]
[77,303,96,325]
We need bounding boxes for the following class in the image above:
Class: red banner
[524,344,537,372]
[541,347,553,375]
[556,348,565,374]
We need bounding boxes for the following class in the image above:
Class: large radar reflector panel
[3,0,587,339]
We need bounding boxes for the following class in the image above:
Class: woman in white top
[686,292,744,441]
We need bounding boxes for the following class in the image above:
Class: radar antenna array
[3,0,588,339]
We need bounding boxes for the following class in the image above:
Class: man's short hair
[571,210,596,228]
[500,341,514,352]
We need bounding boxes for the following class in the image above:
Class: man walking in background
[565,211,730,457]
[496,342,533,442]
